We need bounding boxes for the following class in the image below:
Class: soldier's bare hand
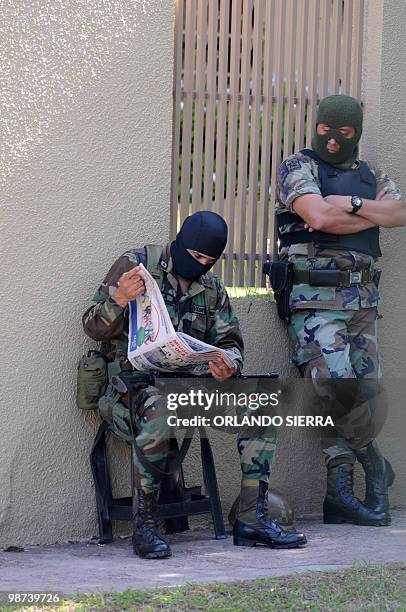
[114,266,146,308]
[304,223,315,232]
[209,355,237,381]
[376,186,400,201]
[376,186,388,201]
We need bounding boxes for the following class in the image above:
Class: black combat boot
[233,481,307,549]
[355,442,395,514]
[323,463,390,526]
[132,489,172,559]
[228,487,296,531]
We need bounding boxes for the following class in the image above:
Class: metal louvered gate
[171,0,365,287]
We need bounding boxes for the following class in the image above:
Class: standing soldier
[83,211,306,558]
[275,95,406,526]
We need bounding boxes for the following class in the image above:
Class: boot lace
[338,469,360,509]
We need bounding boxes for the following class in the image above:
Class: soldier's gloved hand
[209,355,237,381]
[114,266,146,308]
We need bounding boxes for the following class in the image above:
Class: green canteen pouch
[76,351,108,410]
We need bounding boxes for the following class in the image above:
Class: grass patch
[226,286,272,301]
[11,563,406,611]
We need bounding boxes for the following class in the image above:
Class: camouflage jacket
[275,150,402,311]
[82,245,244,371]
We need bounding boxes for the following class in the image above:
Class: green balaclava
[311,94,363,169]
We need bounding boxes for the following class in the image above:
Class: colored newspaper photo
[128,264,236,375]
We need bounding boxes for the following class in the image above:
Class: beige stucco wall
[0,0,175,547]
[360,0,406,513]
[1,0,405,547]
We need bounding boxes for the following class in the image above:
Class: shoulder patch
[285,158,302,172]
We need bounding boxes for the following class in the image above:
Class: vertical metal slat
[179,0,197,222]
[351,0,364,99]
[319,0,331,99]
[213,0,230,279]
[246,0,265,285]
[269,0,286,236]
[283,0,297,160]
[305,0,320,146]
[294,0,309,153]
[341,0,354,94]
[330,0,342,94]
[258,0,275,286]
[170,0,184,237]
[203,0,218,210]
[235,0,254,287]
[224,0,242,285]
[191,0,207,212]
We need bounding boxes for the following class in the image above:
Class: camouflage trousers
[99,384,276,493]
[289,306,387,465]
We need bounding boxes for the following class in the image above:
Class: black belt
[293,268,375,288]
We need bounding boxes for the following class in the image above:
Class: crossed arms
[293,190,406,234]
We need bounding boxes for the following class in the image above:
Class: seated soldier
[83,211,307,558]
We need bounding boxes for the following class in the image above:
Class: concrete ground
[0,511,405,597]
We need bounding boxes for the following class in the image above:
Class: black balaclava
[311,94,363,169]
[170,211,228,281]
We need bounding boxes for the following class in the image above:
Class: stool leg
[90,422,114,544]
[200,433,227,539]
[159,438,190,534]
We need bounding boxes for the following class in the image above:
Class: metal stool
[90,370,279,544]
[90,420,226,543]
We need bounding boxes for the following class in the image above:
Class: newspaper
[127,264,236,375]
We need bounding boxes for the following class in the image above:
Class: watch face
[350,196,363,214]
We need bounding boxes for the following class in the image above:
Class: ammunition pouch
[98,384,133,441]
[76,351,108,410]
[98,371,154,441]
[263,260,294,323]
[293,267,376,288]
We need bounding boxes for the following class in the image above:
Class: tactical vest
[143,244,218,329]
[277,149,381,257]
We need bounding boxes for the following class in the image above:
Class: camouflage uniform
[83,245,276,492]
[276,151,401,464]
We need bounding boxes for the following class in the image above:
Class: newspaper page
[127,264,236,374]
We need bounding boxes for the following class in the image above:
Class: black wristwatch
[350,195,363,214]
